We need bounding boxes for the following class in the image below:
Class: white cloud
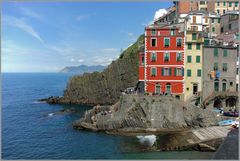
[154,8,167,20]
[19,7,42,20]
[76,13,96,21]
[3,15,44,43]
[94,57,114,66]
[70,58,75,62]
[78,59,84,63]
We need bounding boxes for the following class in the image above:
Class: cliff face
[62,35,144,105]
[73,95,219,134]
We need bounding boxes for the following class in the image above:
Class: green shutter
[187,69,191,77]
[164,38,170,47]
[151,29,156,35]
[214,63,218,71]
[214,48,218,57]
[223,63,228,72]
[174,68,177,76]
[197,69,201,77]
[151,68,156,76]
[169,68,172,76]
[204,39,209,45]
[212,19,214,23]
[229,2,232,7]
[212,27,215,32]
[223,1,226,6]
[223,49,228,57]
[218,19,220,23]
[196,43,200,50]
[196,56,200,63]
[162,68,164,76]
[182,68,184,76]
[235,2,238,7]
[188,56,191,62]
[188,43,192,49]
[192,33,197,40]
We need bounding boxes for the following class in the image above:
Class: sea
[2,73,215,159]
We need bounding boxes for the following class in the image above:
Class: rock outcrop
[42,35,144,105]
[73,94,219,134]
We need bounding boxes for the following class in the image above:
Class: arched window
[214,79,219,92]
[222,79,227,91]
[166,83,171,95]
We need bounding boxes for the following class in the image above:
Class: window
[212,18,215,23]
[141,55,145,65]
[196,43,200,50]
[170,30,175,36]
[223,63,228,72]
[235,2,238,7]
[212,27,215,32]
[230,82,233,86]
[174,68,183,76]
[187,69,191,77]
[192,33,197,40]
[164,38,170,47]
[214,48,218,57]
[151,67,157,76]
[151,52,156,62]
[214,63,218,71]
[223,10,225,14]
[214,81,219,91]
[155,84,161,94]
[197,69,201,77]
[200,1,205,5]
[187,55,192,63]
[223,49,228,57]
[166,83,171,94]
[218,19,220,23]
[162,68,171,76]
[217,9,220,14]
[151,29,156,35]
[188,43,192,49]
[164,52,170,62]
[229,24,232,30]
[223,1,226,6]
[196,56,200,63]
[151,38,157,47]
[176,38,182,47]
[204,39,209,45]
[229,2,232,7]
[217,2,220,6]
[176,52,182,62]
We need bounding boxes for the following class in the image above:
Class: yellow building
[184,31,204,101]
[215,1,239,15]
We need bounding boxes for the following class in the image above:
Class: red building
[139,24,185,98]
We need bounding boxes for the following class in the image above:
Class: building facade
[202,45,238,101]
[139,25,185,99]
[214,1,239,15]
[184,31,205,101]
[220,11,239,33]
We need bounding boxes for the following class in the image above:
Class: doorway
[193,84,198,95]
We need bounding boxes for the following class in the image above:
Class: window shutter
[174,68,177,76]
[169,68,172,76]
[162,68,164,76]
[182,68,184,76]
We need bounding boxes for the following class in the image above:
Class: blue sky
[2,1,172,72]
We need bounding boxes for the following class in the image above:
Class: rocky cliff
[73,95,219,135]
[42,35,144,105]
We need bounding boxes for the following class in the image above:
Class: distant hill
[60,65,106,74]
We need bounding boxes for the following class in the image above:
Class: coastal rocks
[73,94,219,134]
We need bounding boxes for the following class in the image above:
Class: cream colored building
[184,31,204,101]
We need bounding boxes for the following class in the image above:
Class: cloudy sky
[2,2,171,72]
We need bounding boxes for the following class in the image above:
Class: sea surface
[2,73,215,159]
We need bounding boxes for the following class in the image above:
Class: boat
[223,111,239,117]
[218,120,236,126]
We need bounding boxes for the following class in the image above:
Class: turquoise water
[2,73,214,159]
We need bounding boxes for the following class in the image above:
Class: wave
[136,135,156,147]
